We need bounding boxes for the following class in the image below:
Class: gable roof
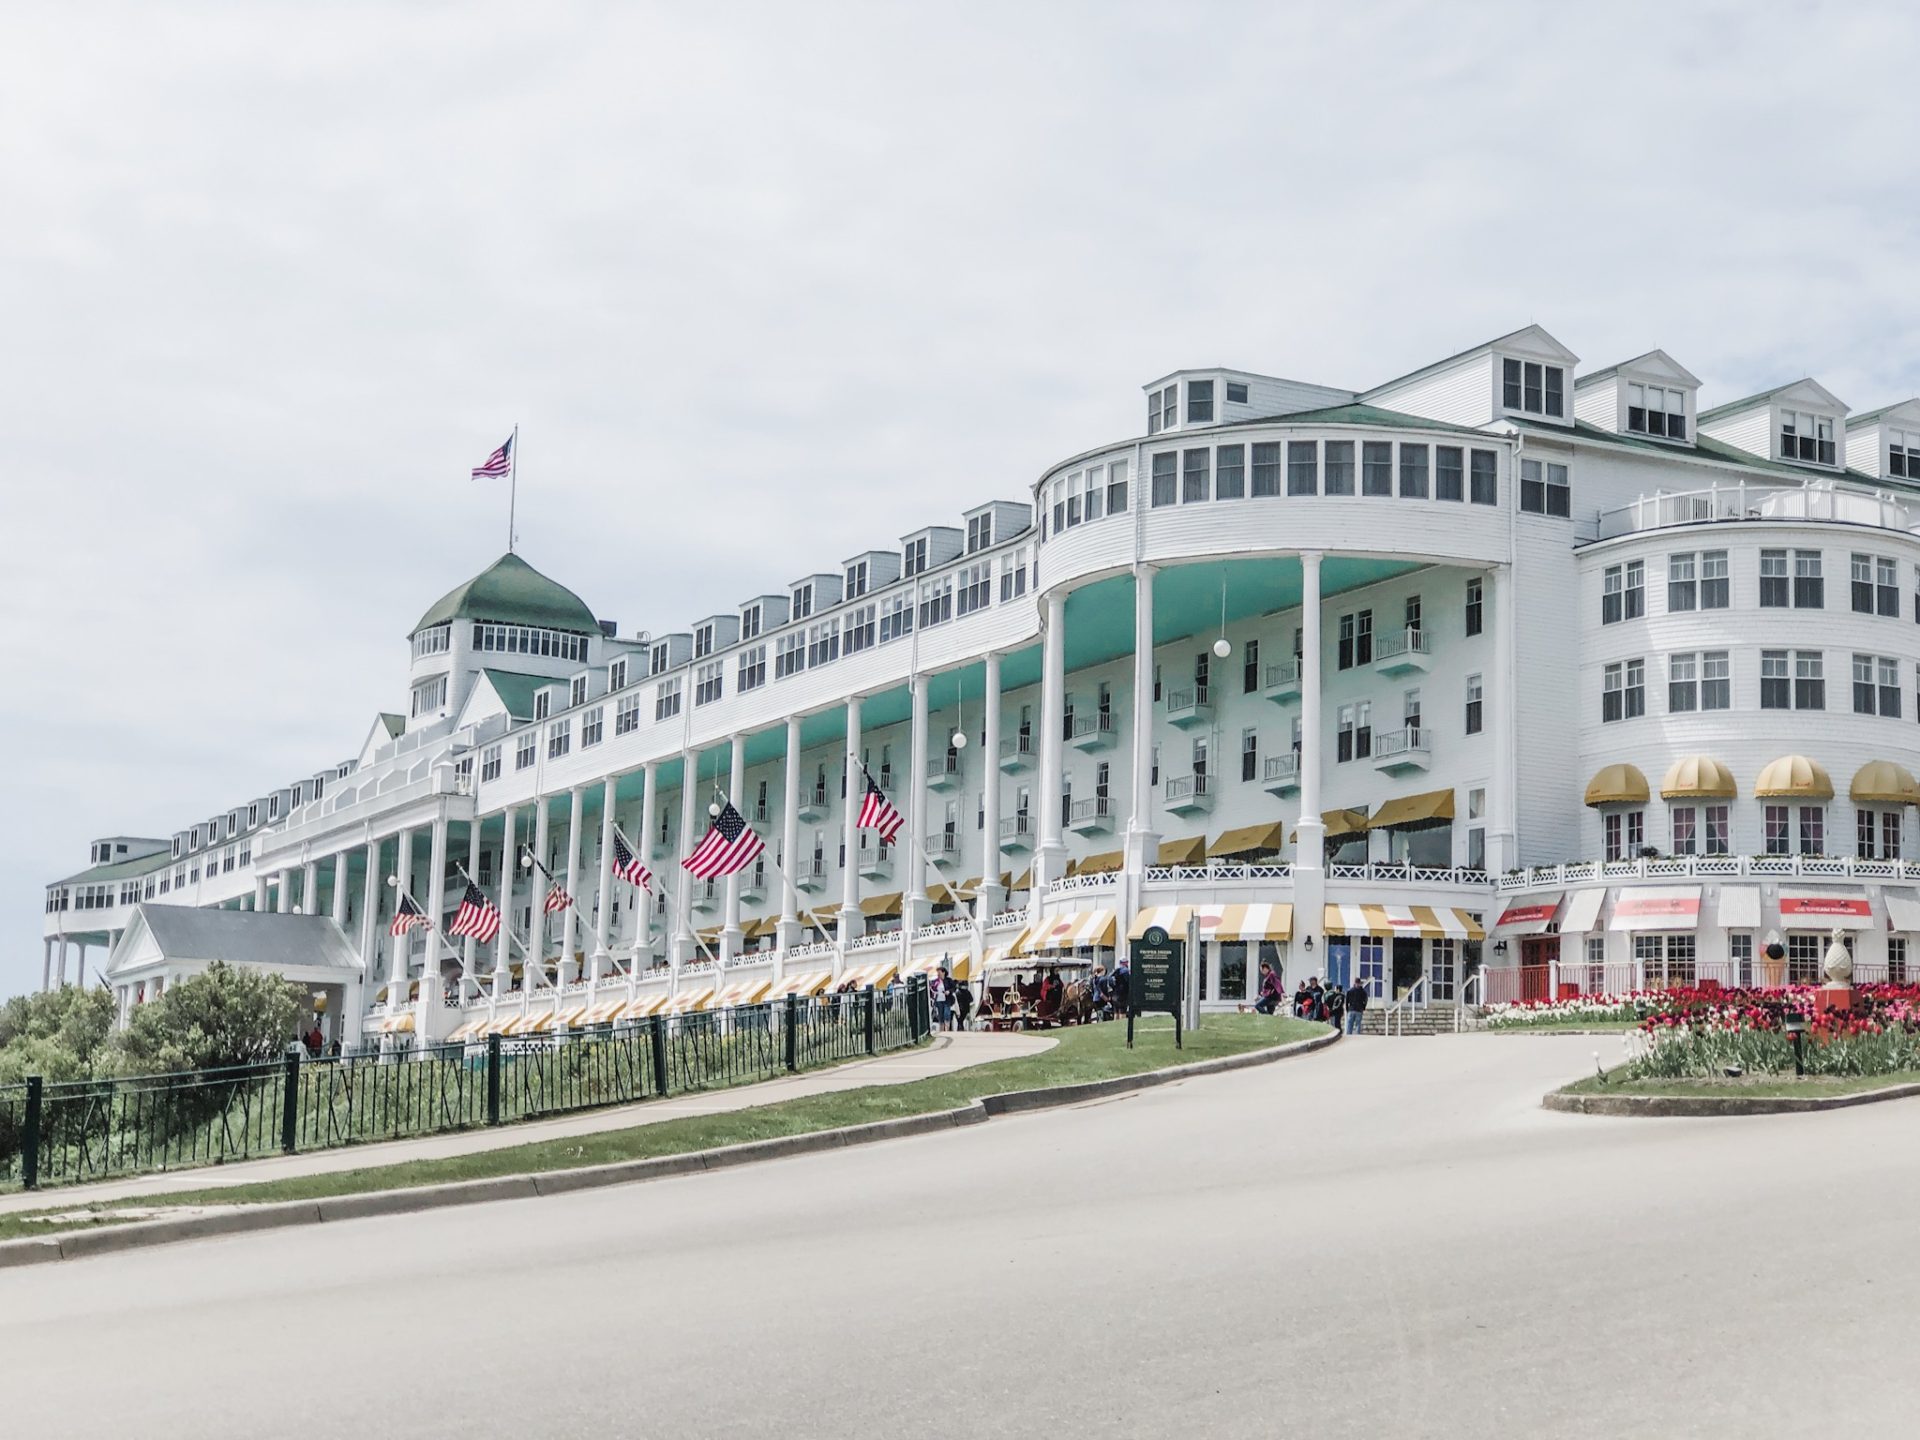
[1574,348,1703,390]
[1847,398,1920,429]
[1507,416,1904,490]
[121,907,361,971]
[1362,324,1579,401]
[411,552,599,637]
[476,669,549,724]
[1698,377,1850,423]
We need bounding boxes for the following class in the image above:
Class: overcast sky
[4,1,1918,997]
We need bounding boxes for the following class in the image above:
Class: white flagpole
[609,820,723,971]
[507,421,519,553]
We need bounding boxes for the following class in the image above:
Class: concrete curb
[0,1027,1334,1270]
[1544,1078,1920,1117]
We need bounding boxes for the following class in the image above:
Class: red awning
[1492,895,1561,936]
[1778,889,1875,929]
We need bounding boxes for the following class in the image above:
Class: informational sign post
[1127,924,1184,1050]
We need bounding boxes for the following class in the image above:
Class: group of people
[1249,961,1369,1035]
[927,965,976,1031]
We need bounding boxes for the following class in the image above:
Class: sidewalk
[0,1031,1053,1216]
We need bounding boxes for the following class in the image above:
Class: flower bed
[1512,984,1920,1079]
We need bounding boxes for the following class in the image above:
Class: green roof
[480,670,551,723]
[54,848,177,887]
[1509,417,1913,492]
[1244,401,1492,436]
[411,553,598,638]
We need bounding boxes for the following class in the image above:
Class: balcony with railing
[927,754,963,791]
[1163,773,1214,815]
[1496,853,1920,892]
[1164,684,1212,730]
[858,844,895,881]
[1069,715,1117,752]
[1068,796,1115,835]
[924,832,961,864]
[1372,626,1431,676]
[1263,660,1301,704]
[999,733,1035,772]
[1373,726,1430,773]
[1263,752,1300,796]
[1592,476,1920,542]
[796,784,832,822]
[1000,814,1035,851]
[794,857,829,891]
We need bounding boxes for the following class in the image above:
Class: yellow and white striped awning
[556,1004,594,1028]
[838,961,899,992]
[444,1018,488,1043]
[1322,903,1484,941]
[619,993,672,1020]
[1019,910,1118,954]
[667,986,717,1015]
[480,1014,518,1036]
[775,969,833,997]
[572,998,627,1024]
[714,979,772,1008]
[370,1011,417,1035]
[1128,903,1295,942]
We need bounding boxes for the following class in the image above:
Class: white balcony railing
[1496,853,1920,892]
[1594,477,1920,541]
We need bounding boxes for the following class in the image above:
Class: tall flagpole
[508,422,520,553]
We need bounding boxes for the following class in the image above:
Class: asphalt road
[7,1033,1918,1439]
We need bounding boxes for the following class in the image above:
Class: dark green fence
[0,977,929,1191]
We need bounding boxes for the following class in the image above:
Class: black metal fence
[0,977,929,1191]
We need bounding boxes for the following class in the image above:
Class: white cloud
[4,0,1919,993]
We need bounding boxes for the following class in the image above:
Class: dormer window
[1502,357,1565,418]
[902,539,929,578]
[1148,385,1178,435]
[534,691,551,721]
[1627,383,1688,440]
[1780,410,1836,466]
[694,623,715,658]
[845,560,869,598]
[650,642,668,673]
[268,795,280,820]
[172,837,183,858]
[610,657,628,690]
[966,514,992,553]
[1889,428,1919,479]
[570,675,587,707]
[1187,380,1214,424]
[741,605,762,640]
[793,582,814,618]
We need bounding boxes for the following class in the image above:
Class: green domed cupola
[410,553,599,637]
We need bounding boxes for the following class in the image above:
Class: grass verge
[0,1016,1326,1241]
[1562,1068,1920,1100]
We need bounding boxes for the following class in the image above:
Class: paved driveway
[6,1033,1917,1438]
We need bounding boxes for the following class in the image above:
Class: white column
[674,751,697,964]
[779,716,803,951]
[494,806,517,994]
[1124,564,1160,872]
[1489,563,1518,873]
[415,814,448,1039]
[358,837,381,986]
[593,777,617,984]
[906,674,930,930]
[978,653,1005,917]
[390,828,413,1002]
[276,870,293,914]
[57,936,70,988]
[1294,552,1327,972]
[1037,590,1068,890]
[532,796,553,978]
[301,860,319,916]
[839,695,863,953]
[560,786,584,984]
[636,764,658,960]
[74,943,86,989]
[253,875,269,911]
[330,852,351,927]
[723,735,746,962]
[42,937,53,993]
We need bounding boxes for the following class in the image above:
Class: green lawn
[0,1015,1325,1242]
[1563,1069,1920,1100]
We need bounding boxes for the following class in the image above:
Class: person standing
[1251,960,1285,1015]
[931,966,954,1031]
[1344,977,1368,1035]
[1324,979,1346,1032]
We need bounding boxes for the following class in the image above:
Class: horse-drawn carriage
[976,956,1101,1029]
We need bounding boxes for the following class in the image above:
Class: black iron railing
[1,976,930,1192]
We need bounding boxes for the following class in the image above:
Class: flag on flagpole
[856,768,904,845]
[610,832,653,890]
[447,882,502,944]
[543,881,572,915]
[471,433,514,480]
[683,801,765,880]
[389,894,430,937]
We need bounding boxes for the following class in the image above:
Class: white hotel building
[41,325,1920,1039]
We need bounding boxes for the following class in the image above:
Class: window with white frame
[738,644,766,692]
[917,577,953,628]
[1626,382,1688,439]
[1000,550,1029,603]
[808,618,841,666]
[1464,673,1483,734]
[1700,549,1729,608]
[1502,356,1565,417]
[1602,561,1643,623]
[1852,654,1901,717]
[1603,809,1645,862]
[581,707,604,746]
[570,675,588,708]
[1151,452,1177,508]
[775,632,806,679]
[615,693,641,736]
[1701,650,1730,710]
[741,605,762,640]
[844,560,869,599]
[1851,553,1900,617]
[1890,427,1920,479]
[792,582,814,619]
[534,691,551,721]
[966,513,993,552]
[1106,458,1129,513]
[1602,659,1645,722]
[609,657,629,691]
[843,603,877,654]
[654,676,683,721]
[410,673,448,718]
[957,561,993,616]
[1668,652,1698,712]
[1668,553,1697,611]
[1519,459,1570,516]
[902,538,929,577]
[481,745,502,783]
[1187,379,1214,423]
[694,660,724,706]
[548,719,571,759]
[1779,409,1837,465]
[515,731,537,770]
[879,592,914,643]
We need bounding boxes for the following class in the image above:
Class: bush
[112,962,306,1077]
[0,986,116,1085]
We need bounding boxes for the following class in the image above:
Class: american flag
[471,433,513,480]
[447,882,502,944]
[682,801,765,880]
[857,768,904,845]
[610,831,653,890]
[389,894,430,937]
[543,882,572,915]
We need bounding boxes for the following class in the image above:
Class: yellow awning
[667,986,717,1014]
[1155,836,1206,866]
[482,1014,518,1035]
[1207,822,1288,858]
[1323,903,1484,941]
[444,1019,486,1043]
[556,1004,593,1027]
[956,876,985,897]
[1851,760,1920,805]
[1661,754,1737,799]
[1755,754,1833,800]
[1020,910,1118,953]
[1008,869,1032,891]
[926,883,959,906]
[1075,850,1126,875]
[860,891,903,918]
[1130,903,1294,942]
[1584,764,1650,807]
[581,998,627,1023]
[1290,809,1369,841]
[773,969,833,997]
[838,962,898,991]
[714,979,772,1008]
[619,993,671,1020]
[1366,789,1456,831]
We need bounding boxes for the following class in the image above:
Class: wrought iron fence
[1,976,930,1192]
